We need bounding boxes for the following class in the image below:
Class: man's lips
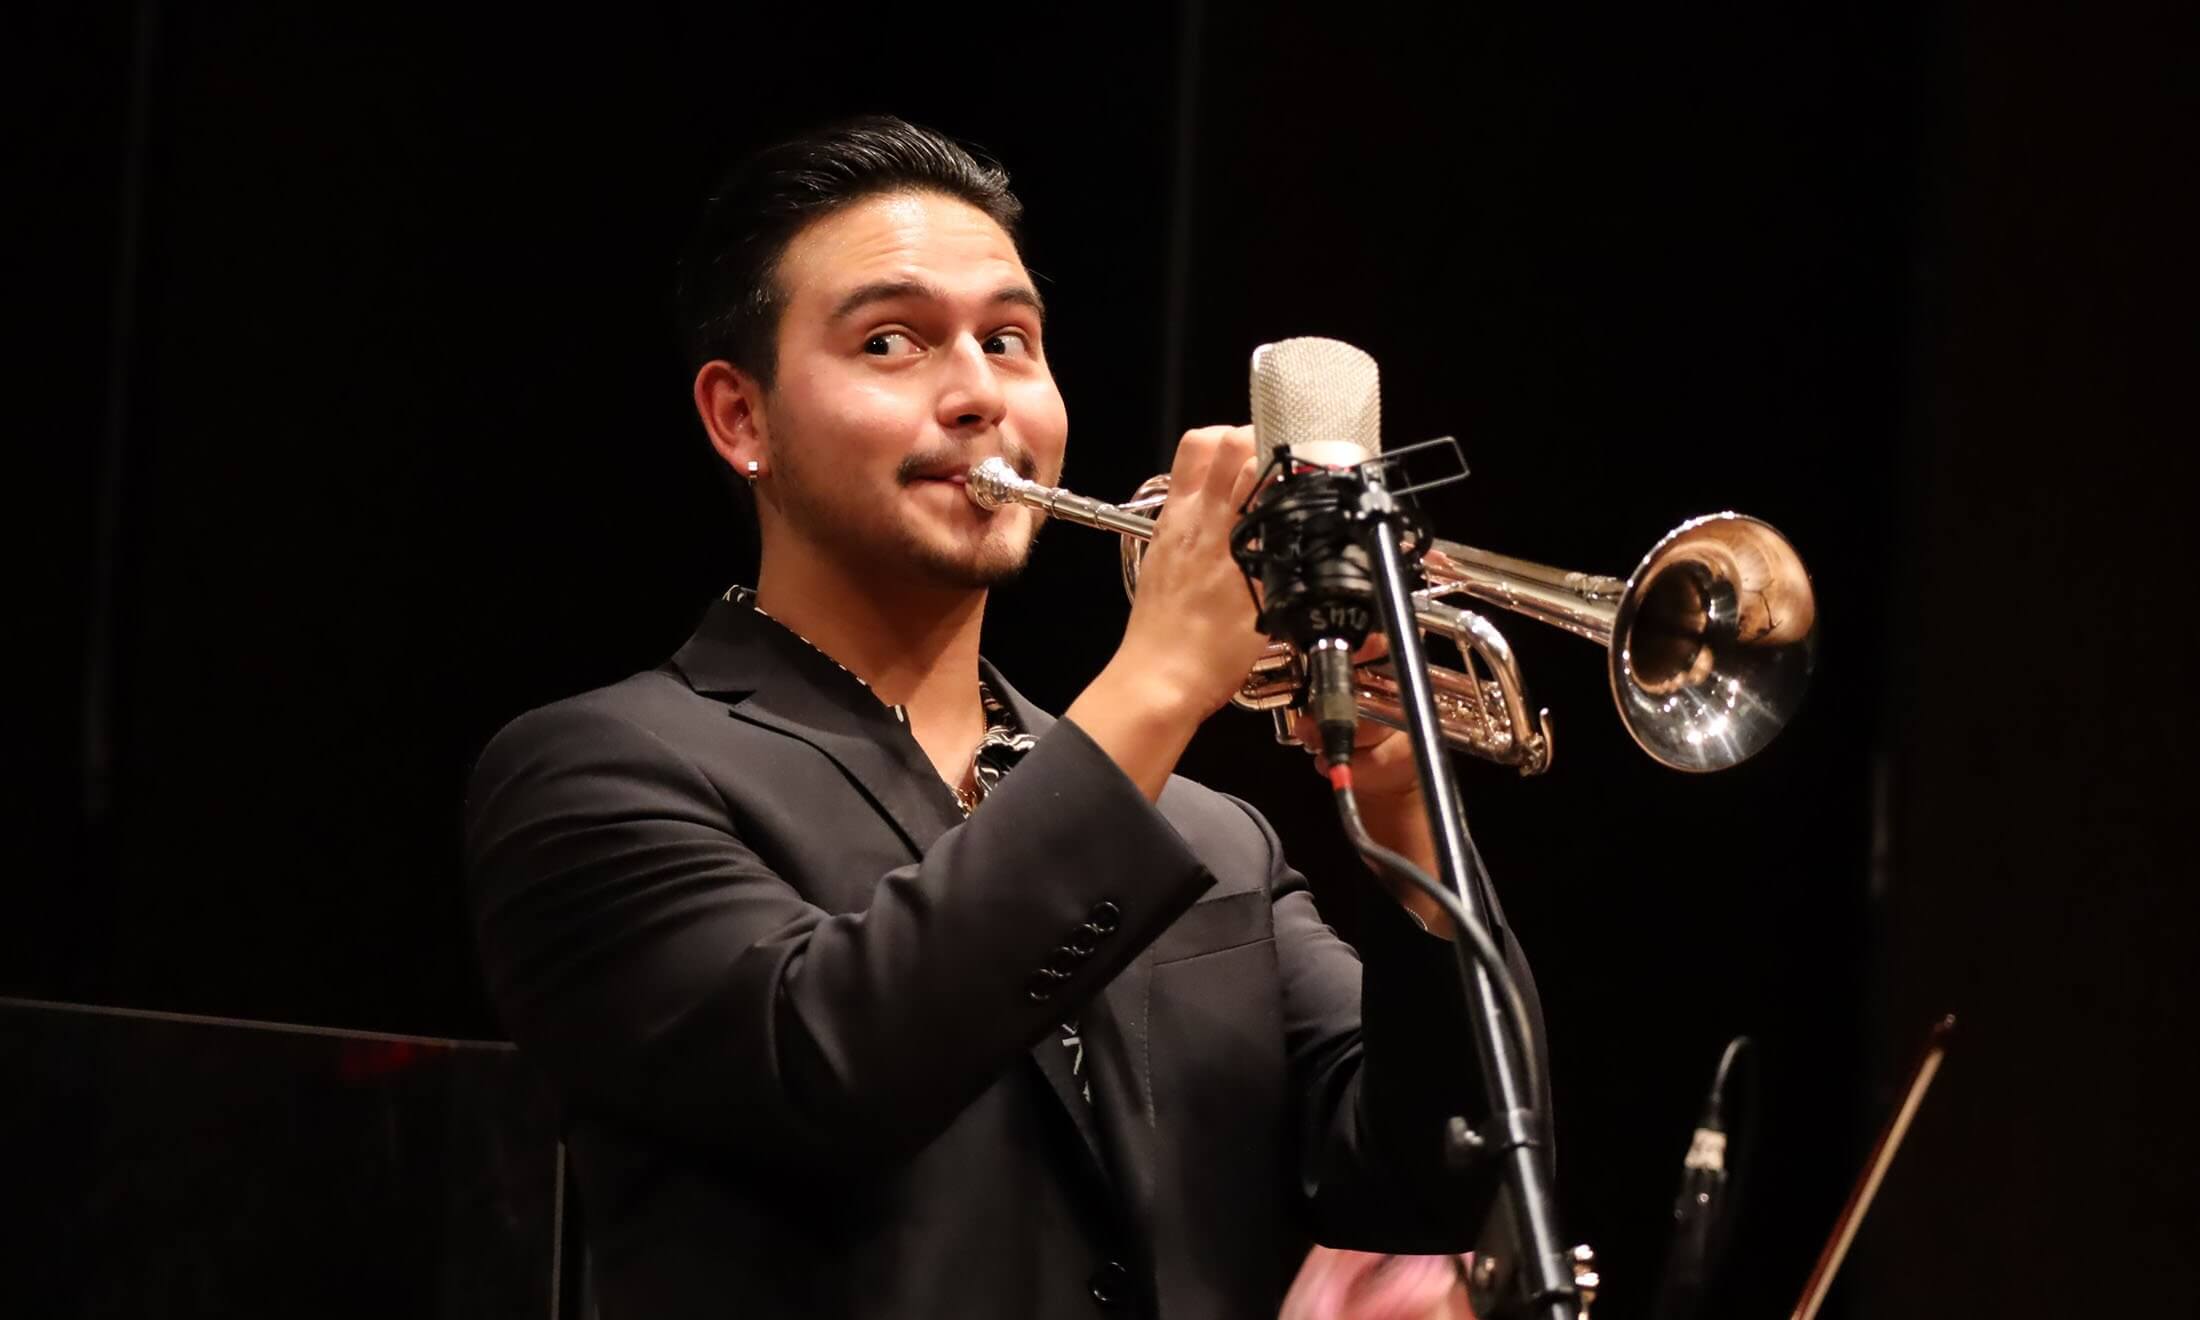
[903,454,1032,489]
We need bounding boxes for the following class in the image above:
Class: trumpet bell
[1611,512,1817,772]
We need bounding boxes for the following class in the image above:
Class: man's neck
[754,548,987,768]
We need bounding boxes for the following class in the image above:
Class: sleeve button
[1088,1259,1130,1308]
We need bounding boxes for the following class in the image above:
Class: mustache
[895,441,1041,486]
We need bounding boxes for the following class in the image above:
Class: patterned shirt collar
[968,684,1038,812]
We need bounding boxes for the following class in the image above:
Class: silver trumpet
[967,457,1816,774]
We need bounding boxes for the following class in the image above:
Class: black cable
[1708,1034,1750,1118]
[1709,1033,1757,1254]
[1328,776,1544,1114]
[1648,1035,1754,1320]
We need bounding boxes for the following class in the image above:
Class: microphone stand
[1348,460,1580,1320]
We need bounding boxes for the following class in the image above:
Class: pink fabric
[1278,1247,1476,1320]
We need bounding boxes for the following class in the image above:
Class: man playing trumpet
[466,115,1544,1320]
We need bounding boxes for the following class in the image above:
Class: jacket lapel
[669,597,964,857]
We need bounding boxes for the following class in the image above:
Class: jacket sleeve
[465,701,1215,1178]
[1231,797,1552,1253]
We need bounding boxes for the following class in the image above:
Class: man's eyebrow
[994,284,1047,323]
[828,279,1047,324]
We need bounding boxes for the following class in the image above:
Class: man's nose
[935,336,1006,431]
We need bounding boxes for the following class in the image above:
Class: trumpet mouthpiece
[966,457,1024,510]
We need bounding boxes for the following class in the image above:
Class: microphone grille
[1249,337,1382,468]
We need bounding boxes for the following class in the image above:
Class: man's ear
[693,359,770,478]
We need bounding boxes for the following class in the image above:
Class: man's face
[755,190,1067,589]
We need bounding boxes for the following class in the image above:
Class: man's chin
[900,526,1041,591]
[907,547,1032,591]
[894,514,1045,591]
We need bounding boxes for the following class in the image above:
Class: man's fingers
[1203,426,1257,502]
[1166,427,1220,492]
[1156,426,1262,550]
[1226,451,1263,512]
[1162,425,1256,523]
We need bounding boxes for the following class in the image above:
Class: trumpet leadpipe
[966,458,1159,540]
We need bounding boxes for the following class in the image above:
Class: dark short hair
[675,115,1025,387]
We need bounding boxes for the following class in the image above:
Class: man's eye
[863,331,918,357]
[982,329,1035,359]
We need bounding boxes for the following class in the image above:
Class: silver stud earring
[745,459,760,481]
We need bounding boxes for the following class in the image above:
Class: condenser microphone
[1241,338,1384,765]
[1249,337,1382,472]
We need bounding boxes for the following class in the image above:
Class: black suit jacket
[465,597,1546,1319]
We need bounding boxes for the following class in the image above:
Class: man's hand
[1064,426,1272,800]
[1115,425,1273,715]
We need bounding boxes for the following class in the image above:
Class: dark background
[16,2,2194,1317]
